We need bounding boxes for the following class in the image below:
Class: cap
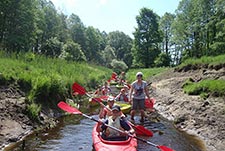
[136,72,143,77]
[111,105,121,112]
[120,88,125,92]
[107,96,115,102]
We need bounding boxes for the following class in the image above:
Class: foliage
[154,52,171,67]
[0,51,112,106]
[133,7,162,68]
[110,59,128,74]
[126,68,168,83]
[178,54,225,68]
[40,37,62,57]
[60,40,86,62]
[1,0,225,69]
[102,45,116,67]
[27,102,41,121]
[183,79,225,97]
[107,31,133,67]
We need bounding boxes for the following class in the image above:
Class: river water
[4,113,206,151]
[4,86,206,151]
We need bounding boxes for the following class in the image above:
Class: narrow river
[5,113,206,151]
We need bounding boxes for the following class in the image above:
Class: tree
[60,40,86,62]
[154,52,171,67]
[102,45,116,67]
[85,26,103,62]
[0,0,36,52]
[40,37,62,57]
[110,59,128,74]
[132,8,162,68]
[159,13,175,55]
[107,31,133,67]
[209,0,225,55]
[68,14,87,52]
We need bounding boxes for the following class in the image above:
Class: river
[4,113,206,151]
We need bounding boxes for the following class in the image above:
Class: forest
[0,0,225,71]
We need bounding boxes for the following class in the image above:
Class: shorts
[131,98,145,110]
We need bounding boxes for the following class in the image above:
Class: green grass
[126,68,168,83]
[183,79,225,97]
[178,54,225,68]
[0,51,112,108]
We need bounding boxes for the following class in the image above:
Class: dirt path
[149,68,225,151]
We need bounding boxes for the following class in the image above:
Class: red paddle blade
[135,125,153,137]
[99,95,109,100]
[58,101,82,114]
[72,83,86,95]
[158,145,175,151]
[111,72,117,79]
[145,98,155,108]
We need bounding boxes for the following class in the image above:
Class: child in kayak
[115,88,129,102]
[101,81,111,95]
[97,105,134,141]
[99,96,115,119]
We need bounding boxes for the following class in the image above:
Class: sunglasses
[137,75,142,77]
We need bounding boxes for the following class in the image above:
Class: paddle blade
[135,125,153,137]
[111,72,117,80]
[72,83,86,95]
[58,101,82,114]
[145,98,155,108]
[158,145,175,151]
[99,95,109,100]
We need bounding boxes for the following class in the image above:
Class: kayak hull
[115,102,131,114]
[92,123,137,151]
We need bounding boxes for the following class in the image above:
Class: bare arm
[145,85,150,99]
[129,86,133,104]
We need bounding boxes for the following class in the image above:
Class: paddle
[72,82,153,136]
[58,101,175,151]
[92,98,153,137]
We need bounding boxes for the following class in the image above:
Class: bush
[27,103,41,121]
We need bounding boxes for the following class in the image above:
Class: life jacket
[101,86,111,95]
[105,116,124,137]
[117,93,129,102]
[102,105,113,118]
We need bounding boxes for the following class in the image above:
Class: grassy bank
[178,54,225,68]
[178,54,225,98]
[0,51,112,119]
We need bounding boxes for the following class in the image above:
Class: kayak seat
[100,133,129,141]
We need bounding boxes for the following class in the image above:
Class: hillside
[149,65,225,151]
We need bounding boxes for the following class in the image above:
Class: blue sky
[51,0,180,37]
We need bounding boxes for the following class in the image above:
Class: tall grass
[179,54,225,68]
[0,51,112,112]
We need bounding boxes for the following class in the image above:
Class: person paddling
[99,96,115,119]
[101,81,111,95]
[97,105,134,141]
[129,72,151,123]
[115,88,129,102]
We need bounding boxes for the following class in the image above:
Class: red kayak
[92,123,137,151]
[145,98,155,109]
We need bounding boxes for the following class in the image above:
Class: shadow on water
[4,112,206,151]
